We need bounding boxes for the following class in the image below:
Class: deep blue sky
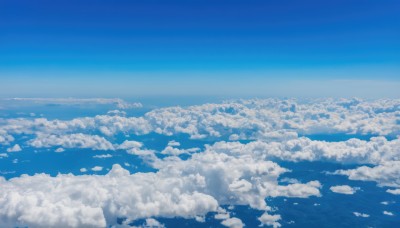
[0,0,399,98]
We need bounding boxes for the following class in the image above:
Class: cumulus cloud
[0,142,322,227]
[29,133,114,151]
[221,217,244,228]
[91,166,103,171]
[0,98,398,227]
[1,98,398,143]
[118,140,155,156]
[386,189,400,195]
[205,137,400,165]
[0,130,14,145]
[383,211,394,216]
[330,185,359,195]
[335,161,400,190]
[258,212,281,228]
[353,212,370,218]
[0,153,8,159]
[6,144,21,153]
[55,148,65,153]
[142,218,165,228]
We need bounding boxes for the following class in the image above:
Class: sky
[0,0,399,98]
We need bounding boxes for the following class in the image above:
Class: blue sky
[0,0,399,98]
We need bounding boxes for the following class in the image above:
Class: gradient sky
[0,0,399,98]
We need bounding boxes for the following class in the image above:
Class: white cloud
[383,211,394,216]
[353,212,370,218]
[80,168,87,172]
[386,189,400,195]
[167,140,180,147]
[0,142,322,227]
[330,185,359,195]
[1,98,399,143]
[118,140,155,156]
[6,144,21,153]
[0,130,14,145]
[93,154,113,159]
[55,147,65,153]
[258,212,281,228]
[221,217,244,228]
[91,166,103,171]
[206,137,400,165]
[160,146,200,156]
[30,133,114,151]
[142,218,165,228]
[0,153,8,158]
[335,161,400,190]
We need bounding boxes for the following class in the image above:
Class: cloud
[383,211,394,216]
[1,98,399,143]
[6,144,21,153]
[6,98,142,110]
[205,137,400,165]
[335,161,400,190]
[29,133,114,151]
[0,153,8,159]
[0,142,322,227]
[330,185,359,195]
[0,130,14,145]
[386,189,400,195]
[258,212,281,228]
[221,217,244,228]
[93,154,113,159]
[91,166,103,171]
[142,218,165,228]
[118,140,155,156]
[353,212,370,218]
[55,148,65,153]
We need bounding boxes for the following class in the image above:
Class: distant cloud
[258,212,281,228]
[335,161,400,192]
[30,133,114,151]
[330,185,359,195]
[6,144,21,153]
[91,166,103,171]
[93,154,113,158]
[6,98,142,109]
[353,212,370,218]
[383,211,394,216]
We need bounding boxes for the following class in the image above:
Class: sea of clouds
[0,98,399,227]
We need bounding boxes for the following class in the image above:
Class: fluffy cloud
[386,189,400,195]
[1,98,399,142]
[335,161,400,193]
[0,130,14,145]
[29,133,114,151]
[0,143,321,227]
[142,218,165,228]
[118,140,155,156]
[6,144,22,153]
[258,212,281,228]
[205,137,400,165]
[330,185,359,195]
[221,217,244,228]
[91,166,103,171]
